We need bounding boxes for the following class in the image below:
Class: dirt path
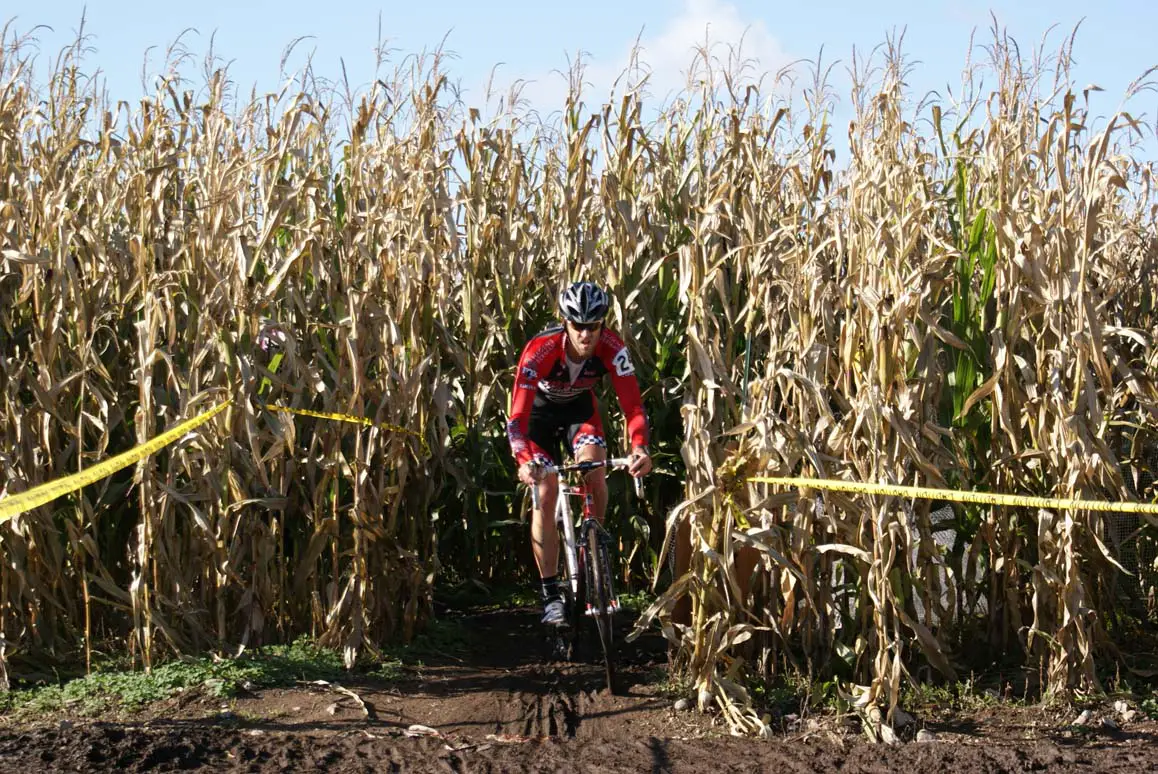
[2,607,1156,772]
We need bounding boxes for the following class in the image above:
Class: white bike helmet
[558,281,609,324]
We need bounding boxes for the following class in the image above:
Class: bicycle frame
[554,472,585,601]
[530,457,640,600]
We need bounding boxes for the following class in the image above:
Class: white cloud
[480,0,793,120]
[623,0,791,100]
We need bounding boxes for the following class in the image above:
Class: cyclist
[506,281,652,625]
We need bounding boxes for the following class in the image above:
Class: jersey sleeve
[506,341,549,466]
[601,332,650,450]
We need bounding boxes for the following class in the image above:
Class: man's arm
[602,334,650,452]
[507,345,547,467]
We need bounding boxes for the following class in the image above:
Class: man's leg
[575,442,608,521]
[530,467,560,581]
[570,400,609,522]
[530,465,566,624]
[525,397,566,623]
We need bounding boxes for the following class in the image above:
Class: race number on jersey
[612,347,635,376]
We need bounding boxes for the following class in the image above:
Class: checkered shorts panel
[572,433,607,451]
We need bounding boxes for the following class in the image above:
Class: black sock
[540,575,561,603]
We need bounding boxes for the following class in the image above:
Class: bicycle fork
[557,485,582,597]
[581,519,620,618]
[558,486,619,616]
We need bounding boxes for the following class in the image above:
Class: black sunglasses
[569,321,603,332]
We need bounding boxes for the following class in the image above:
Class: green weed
[2,636,383,718]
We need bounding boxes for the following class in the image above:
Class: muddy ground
[1,606,1156,772]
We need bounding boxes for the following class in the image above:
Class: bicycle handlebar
[529,457,644,508]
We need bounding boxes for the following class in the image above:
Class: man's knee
[533,476,558,510]
[575,441,607,462]
[575,445,607,487]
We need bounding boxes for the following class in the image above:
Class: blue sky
[8,2,1158,158]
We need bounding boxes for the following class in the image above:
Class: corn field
[2,19,1158,733]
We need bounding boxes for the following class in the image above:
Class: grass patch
[1,622,469,719]
[647,665,691,700]
[0,637,348,717]
[902,679,1006,716]
[618,589,656,613]
[744,673,847,719]
[384,617,471,664]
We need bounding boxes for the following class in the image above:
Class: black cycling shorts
[527,391,606,466]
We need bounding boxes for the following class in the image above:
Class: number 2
[612,348,634,376]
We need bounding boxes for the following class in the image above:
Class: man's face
[565,320,601,359]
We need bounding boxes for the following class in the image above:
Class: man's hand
[628,446,652,477]
[518,461,544,487]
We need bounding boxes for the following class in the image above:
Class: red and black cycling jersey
[507,323,649,466]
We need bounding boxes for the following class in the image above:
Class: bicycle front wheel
[585,524,617,693]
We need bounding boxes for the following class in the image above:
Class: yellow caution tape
[260,404,429,455]
[0,332,430,522]
[0,397,429,523]
[255,343,428,455]
[750,476,1158,514]
[0,399,233,523]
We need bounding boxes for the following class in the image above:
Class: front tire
[586,523,617,693]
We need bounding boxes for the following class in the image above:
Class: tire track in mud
[501,663,599,739]
[448,608,633,742]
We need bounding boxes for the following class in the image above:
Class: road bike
[530,457,642,694]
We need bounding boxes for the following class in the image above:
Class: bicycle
[530,457,643,694]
